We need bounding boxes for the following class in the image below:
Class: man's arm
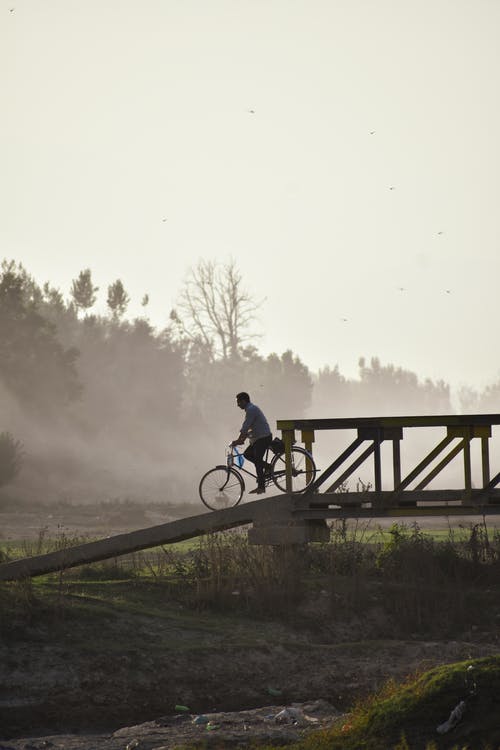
[231,405,256,447]
[230,432,246,448]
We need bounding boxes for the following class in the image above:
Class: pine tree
[107,279,130,320]
[70,269,98,313]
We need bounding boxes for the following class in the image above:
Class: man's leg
[243,444,255,466]
[253,435,272,490]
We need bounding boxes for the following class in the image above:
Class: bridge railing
[277,414,500,507]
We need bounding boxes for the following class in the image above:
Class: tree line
[0,257,494,502]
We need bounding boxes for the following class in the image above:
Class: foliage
[2,518,500,747]
[313,357,451,417]
[70,268,98,312]
[3,255,492,503]
[376,522,435,576]
[181,343,313,439]
[107,278,130,319]
[0,260,82,411]
[0,431,24,488]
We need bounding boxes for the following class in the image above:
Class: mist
[1,259,500,509]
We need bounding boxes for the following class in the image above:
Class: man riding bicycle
[231,392,272,494]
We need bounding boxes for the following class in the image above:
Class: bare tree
[171,259,261,360]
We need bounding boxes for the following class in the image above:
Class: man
[231,392,272,494]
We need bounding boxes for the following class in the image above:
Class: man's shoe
[249,487,266,494]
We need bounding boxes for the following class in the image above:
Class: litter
[436,700,466,734]
[273,707,316,726]
[192,714,209,725]
[267,686,282,697]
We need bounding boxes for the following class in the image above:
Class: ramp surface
[0,495,292,582]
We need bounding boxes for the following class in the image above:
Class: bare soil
[1,504,499,749]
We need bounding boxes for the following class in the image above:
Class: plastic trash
[273,706,318,726]
[125,741,139,750]
[274,707,303,724]
[206,721,219,730]
[233,448,244,467]
[267,686,282,697]
[175,704,190,713]
[436,700,466,734]
[192,714,210,725]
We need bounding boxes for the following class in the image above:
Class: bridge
[1,413,500,581]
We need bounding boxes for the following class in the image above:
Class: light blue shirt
[241,402,271,444]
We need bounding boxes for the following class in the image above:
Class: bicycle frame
[227,446,287,489]
[198,445,317,511]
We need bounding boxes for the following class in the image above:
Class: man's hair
[236,392,250,403]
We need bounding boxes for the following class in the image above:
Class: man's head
[236,392,250,409]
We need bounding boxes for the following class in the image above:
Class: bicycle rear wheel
[199,466,244,511]
[270,446,317,493]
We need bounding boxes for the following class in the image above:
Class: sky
[2,0,500,395]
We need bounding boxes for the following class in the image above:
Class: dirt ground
[2,620,498,748]
[1,504,499,749]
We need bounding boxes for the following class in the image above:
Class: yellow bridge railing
[278,414,500,509]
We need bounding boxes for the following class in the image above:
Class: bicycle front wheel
[199,466,244,511]
[270,447,317,493]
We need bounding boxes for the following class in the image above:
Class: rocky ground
[0,700,344,750]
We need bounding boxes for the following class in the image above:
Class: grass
[1,518,500,744]
[173,658,500,750]
[2,519,500,627]
[262,656,500,750]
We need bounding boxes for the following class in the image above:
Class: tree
[0,431,23,488]
[0,263,81,410]
[107,279,130,320]
[356,357,451,415]
[469,381,500,413]
[171,259,261,361]
[70,268,98,313]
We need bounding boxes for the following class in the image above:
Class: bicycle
[198,438,317,511]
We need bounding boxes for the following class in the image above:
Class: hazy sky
[2,0,500,394]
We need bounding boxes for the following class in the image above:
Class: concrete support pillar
[248,519,330,545]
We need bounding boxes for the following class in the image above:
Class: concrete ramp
[0,495,294,582]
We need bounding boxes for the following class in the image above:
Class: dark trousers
[244,434,273,489]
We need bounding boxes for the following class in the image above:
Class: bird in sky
[247,109,255,114]
[369,131,376,135]
[389,186,395,191]
[445,289,451,294]
[162,218,167,222]
[437,231,444,235]
[397,287,406,292]
[340,317,348,322]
